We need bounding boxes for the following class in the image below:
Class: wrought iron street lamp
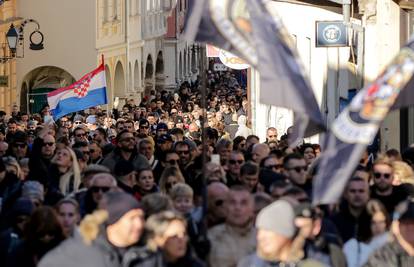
[6,24,18,54]
[0,19,44,62]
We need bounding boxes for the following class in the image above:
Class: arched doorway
[21,66,76,114]
[155,51,164,91]
[144,54,154,96]
[114,61,125,98]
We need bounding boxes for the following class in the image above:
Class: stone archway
[155,51,164,91]
[144,54,154,96]
[21,66,76,114]
[114,61,125,98]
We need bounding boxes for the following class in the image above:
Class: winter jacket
[101,147,150,173]
[38,229,123,267]
[363,240,414,267]
[124,248,205,267]
[237,254,325,267]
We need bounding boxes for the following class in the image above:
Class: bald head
[252,143,270,164]
[208,182,229,197]
[207,182,229,226]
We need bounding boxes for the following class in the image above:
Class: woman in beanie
[48,146,81,196]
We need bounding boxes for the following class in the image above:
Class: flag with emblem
[184,0,325,145]
[313,40,414,205]
[47,62,108,120]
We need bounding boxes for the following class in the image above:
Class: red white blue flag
[47,63,108,120]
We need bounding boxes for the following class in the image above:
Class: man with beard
[102,130,149,173]
[370,157,412,215]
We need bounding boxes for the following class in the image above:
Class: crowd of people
[0,69,414,267]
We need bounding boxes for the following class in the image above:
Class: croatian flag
[47,63,108,120]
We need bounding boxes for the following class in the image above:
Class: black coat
[124,248,205,267]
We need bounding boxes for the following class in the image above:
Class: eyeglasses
[265,164,283,170]
[287,166,308,172]
[229,159,244,165]
[167,159,179,165]
[91,186,111,193]
[374,172,392,179]
[14,143,27,148]
[76,133,86,137]
[176,150,189,155]
[43,142,55,147]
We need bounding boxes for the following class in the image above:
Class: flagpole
[200,44,208,219]
[101,54,110,127]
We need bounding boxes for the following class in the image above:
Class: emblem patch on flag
[73,75,92,98]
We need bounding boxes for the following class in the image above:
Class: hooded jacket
[235,115,253,139]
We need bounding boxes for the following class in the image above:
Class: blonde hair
[159,166,185,194]
[54,147,82,195]
[169,183,193,200]
[392,160,414,185]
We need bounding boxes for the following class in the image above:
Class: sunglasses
[265,164,283,170]
[91,186,111,193]
[14,143,27,148]
[229,159,244,165]
[43,142,55,147]
[89,149,95,153]
[288,166,308,172]
[373,172,392,179]
[140,126,149,129]
[176,150,189,155]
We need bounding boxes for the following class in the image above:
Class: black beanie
[102,192,142,225]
